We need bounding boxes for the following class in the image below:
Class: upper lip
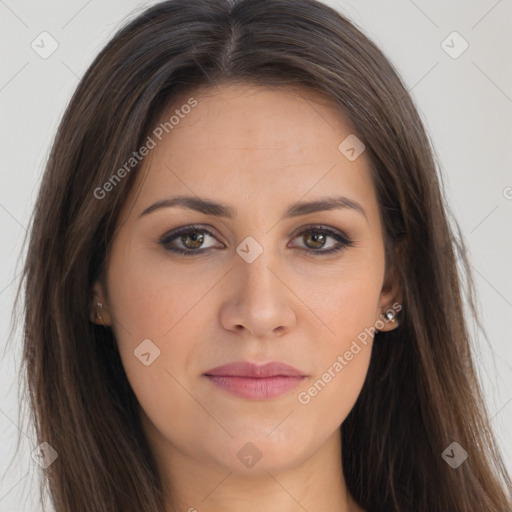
[204,361,307,378]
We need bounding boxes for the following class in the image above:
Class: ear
[376,262,403,332]
[90,279,112,326]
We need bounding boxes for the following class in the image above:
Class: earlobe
[377,305,400,332]
[90,280,112,326]
[377,263,403,331]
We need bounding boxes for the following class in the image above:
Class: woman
[17,0,512,511]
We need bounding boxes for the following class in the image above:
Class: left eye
[289,226,353,254]
[159,225,353,256]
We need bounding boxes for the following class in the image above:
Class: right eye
[159,225,223,255]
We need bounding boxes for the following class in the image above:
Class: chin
[204,433,312,475]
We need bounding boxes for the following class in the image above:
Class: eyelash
[158,224,353,256]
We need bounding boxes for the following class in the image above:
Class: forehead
[121,82,375,221]
[165,82,355,149]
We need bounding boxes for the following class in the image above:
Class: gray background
[1,0,511,510]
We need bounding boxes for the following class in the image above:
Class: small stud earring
[384,310,397,323]
[95,302,103,321]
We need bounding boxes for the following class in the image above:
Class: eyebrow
[139,195,368,222]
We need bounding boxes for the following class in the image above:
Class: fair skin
[92,83,401,512]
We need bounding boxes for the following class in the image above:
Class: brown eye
[160,224,353,257]
[180,231,204,249]
[303,231,328,250]
[290,226,353,255]
[160,226,221,255]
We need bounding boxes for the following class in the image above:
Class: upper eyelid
[160,225,220,243]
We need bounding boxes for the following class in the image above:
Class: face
[93,83,400,478]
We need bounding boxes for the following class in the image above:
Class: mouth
[203,361,307,400]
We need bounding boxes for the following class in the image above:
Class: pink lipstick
[204,361,306,400]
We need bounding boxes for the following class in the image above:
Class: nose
[219,248,297,340]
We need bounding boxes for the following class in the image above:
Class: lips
[205,361,306,378]
[204,361,307,400]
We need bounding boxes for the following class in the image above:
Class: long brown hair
[15,0,512,510]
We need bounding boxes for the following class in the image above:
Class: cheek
[105,243,225,393]
[106,251,209,445]
[291,279,378,436]
[300,254,384,343]
[292,258,383,420]
[106,244,216,344]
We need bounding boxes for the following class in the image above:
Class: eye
[159,224,353,256]
[159,225,222,255]
[289,225,353,255]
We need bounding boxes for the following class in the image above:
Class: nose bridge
[236,233,282,300]
[223,232,295,336]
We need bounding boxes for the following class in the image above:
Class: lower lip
[205,375,305,400]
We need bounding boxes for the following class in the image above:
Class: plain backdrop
[1,1,511,510]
